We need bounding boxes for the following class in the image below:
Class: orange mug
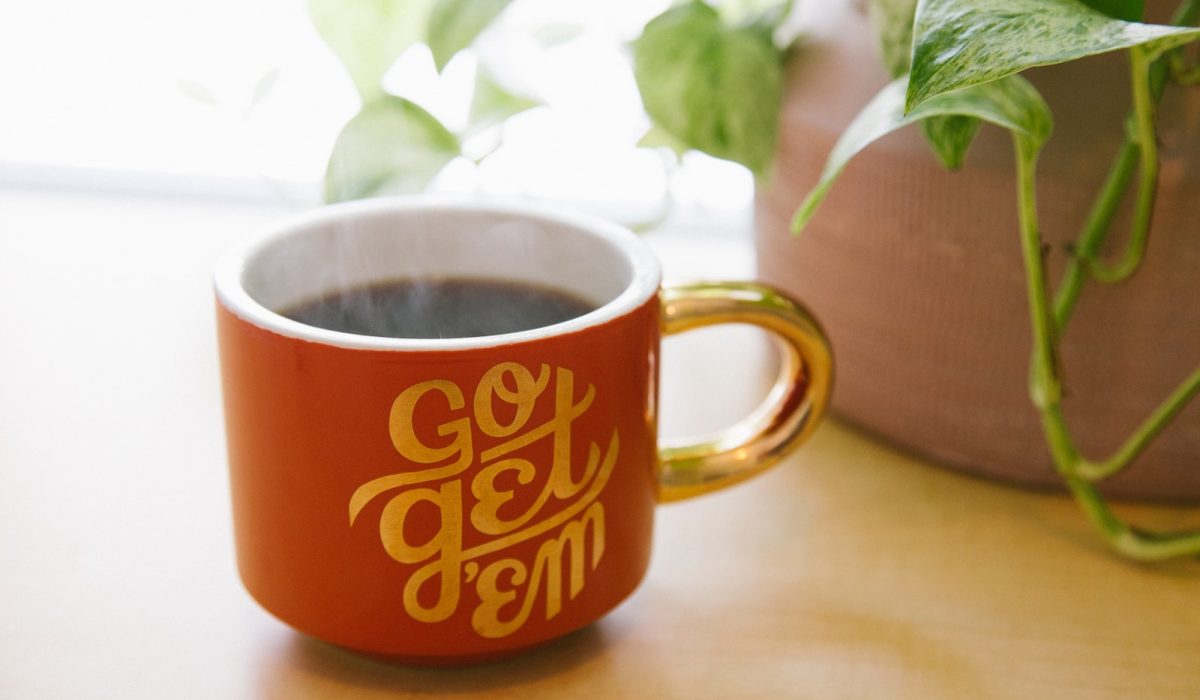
[215,198,832,664]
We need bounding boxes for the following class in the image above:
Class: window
[1,0,753,231]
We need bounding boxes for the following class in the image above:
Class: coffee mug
[215,197,832,664]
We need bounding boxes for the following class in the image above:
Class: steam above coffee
[281,278,596,339]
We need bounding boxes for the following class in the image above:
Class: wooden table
[2,188,1198,699]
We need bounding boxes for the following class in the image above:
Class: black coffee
[281,278,597,339]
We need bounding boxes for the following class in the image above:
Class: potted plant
[306,0,1200,560]
[765,0,1200,561]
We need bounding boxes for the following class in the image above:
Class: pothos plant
[795,0,1200,562]
[309,0,1200,561]
[307,0,797,201]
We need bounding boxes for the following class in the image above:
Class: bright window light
[0,0,754,223]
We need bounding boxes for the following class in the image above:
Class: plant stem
[1169,0,1200,83]
[1044,0,1200,482]
[1088,47,1158,283]
[1052,142,1136,327]
[1014,141,1060,411]
[1175,0,1200,27]
[1014,139,1200,561]
[1171,61,1200,85]
[1075,367,1200,480]
[1055,3,1197,325]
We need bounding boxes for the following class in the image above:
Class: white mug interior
[214,197,662,350]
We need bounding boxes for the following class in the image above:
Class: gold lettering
[471,557,528,639]
[532,500,606,618]
[378,481,464,623]
[470,457,553,536]
[352,362,617,639]
[470,502,606,638]
[474,362,550,437]
[548,367,598,499]
[349,380,474,525]
[389,379,472,470]
[460,430,618,562]
[479,371,594,464]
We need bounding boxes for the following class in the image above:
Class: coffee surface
[281,278,596,339]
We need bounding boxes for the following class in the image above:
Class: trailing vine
[798,0,1200,560]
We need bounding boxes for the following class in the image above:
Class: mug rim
[213,196,663,351]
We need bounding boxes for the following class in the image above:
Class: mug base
[318,625,596,667]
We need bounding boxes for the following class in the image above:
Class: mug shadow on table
[264,620,619,696]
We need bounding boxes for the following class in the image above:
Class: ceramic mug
[215,198,832,664]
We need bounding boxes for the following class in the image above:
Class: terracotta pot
[755,4,1200,500]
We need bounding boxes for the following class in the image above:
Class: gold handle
[657,281,833,502]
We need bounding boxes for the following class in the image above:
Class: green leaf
[717,0,794,30]
[307,0,434,100]
[633,2,783,176]
[866,0,919,77]
[866,0,984,171]
[532,22,585,49]
[637,124,691,157]
[792,75,1051,232]
[324,96,461,202]
[177,80,218,108]
[467,66,539,136]
[907,0,1200,111]
[247,67,282,114]
[1079,0,1143,22]
[921,115,983,169]
[427,0,515,71]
